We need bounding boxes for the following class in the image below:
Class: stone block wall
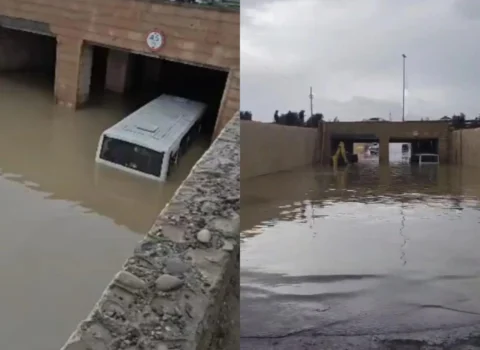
[60,114,239,350]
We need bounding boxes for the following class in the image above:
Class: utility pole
[309,86,314,117]
[402,54,406,122]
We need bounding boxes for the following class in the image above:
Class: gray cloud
[454,0,480,20]
[241,0,480,122]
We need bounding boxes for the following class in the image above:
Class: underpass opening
[390,137,439,163]
[388,141,412,163]
[88,45,229,141]
[330,134,379,165]
[0,27,56,91]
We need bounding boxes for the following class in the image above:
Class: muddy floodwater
[240,148,480,349]
[0,73,208,350]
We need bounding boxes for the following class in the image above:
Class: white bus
[95,94,207,182]
[410,153,439,165]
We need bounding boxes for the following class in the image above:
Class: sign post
[146,30,165,51]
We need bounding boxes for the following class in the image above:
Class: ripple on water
[241,163,480,337]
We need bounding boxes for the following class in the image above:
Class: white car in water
[410,153,439,165]
[369,142,379,155]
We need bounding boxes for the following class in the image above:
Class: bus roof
[102,94,206,153]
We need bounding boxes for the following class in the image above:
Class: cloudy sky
[241,0,480,122]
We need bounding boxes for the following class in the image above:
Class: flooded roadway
[240,149,480,349]
[0,73,208,350]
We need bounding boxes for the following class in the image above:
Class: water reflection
[0,73,208,350]
[240,160,480,345]
[0,73,209,233]
[241,162,470,234]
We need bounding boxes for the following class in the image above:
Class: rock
[151,298,164,315]
[155,274,184,292]
[114,271,146,290]
[165,257,188,275]
[156,344,169,350]
[86,323,113,343]
[197,228,211,243]
[161,225,186,243]
[222,240,234,252]
[150,298,178,318]
[138,240,156,253]
[210,216,239,237]
[201,201,216,213]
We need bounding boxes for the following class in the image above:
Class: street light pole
[309,86,314,117]
[402,54,406,122]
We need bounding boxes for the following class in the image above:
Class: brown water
[240,152,480,349]
[0,73,208,350]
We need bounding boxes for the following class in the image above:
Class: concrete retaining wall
[61,115,240,350]
[241,121,320,179]
[450,128,480,167]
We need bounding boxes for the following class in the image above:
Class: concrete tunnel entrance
[89,45,229,140]
[331,134,379,156]
[0,30,230,140]
[390,137,439,155]
[0,27,56,89]
[330,136,440,164]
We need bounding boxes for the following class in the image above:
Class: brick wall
[0,0,239,135]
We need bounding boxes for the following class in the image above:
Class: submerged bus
[95,94,207,182]
[410,153,439,165]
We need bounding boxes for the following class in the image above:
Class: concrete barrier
[450,128,480,167]
[61,115,240,350]
[241,120,320,179]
